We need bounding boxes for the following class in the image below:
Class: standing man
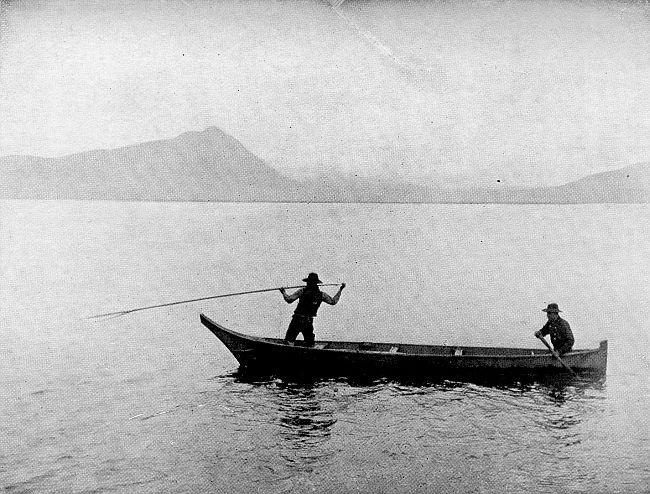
[280,273,345,346]
[534,303,575,355]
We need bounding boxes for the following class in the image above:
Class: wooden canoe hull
[200,314,607,378]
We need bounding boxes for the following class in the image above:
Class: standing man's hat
[542,303,562,313]
[303,273,322,284]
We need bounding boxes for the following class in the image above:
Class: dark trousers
[284,315,315,346]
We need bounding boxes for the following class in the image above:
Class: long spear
[86,283,343,320]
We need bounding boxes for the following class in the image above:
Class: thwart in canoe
[199,314,607,378]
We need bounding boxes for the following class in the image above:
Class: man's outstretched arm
[279,287,303,303]
[322,283,346,305]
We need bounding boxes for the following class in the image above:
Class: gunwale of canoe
[199,313,607,375]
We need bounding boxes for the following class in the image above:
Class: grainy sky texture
[1,0,649,186]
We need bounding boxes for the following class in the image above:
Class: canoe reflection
[279,390,336,472]
[237,378,338,470]
[277,385,337,440]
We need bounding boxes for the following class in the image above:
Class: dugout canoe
[200,314,607,378]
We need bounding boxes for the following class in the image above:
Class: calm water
[1,200,649,493]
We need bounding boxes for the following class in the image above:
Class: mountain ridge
[1,127,648,203]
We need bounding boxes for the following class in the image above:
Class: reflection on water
[273,383,337,472]
[205,370,613,491]
[207,374,342,485]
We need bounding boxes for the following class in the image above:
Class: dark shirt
[294,288,323,317]
[540,317,574,353]
[282,287,341,317]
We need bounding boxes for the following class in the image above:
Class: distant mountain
[1,128,648,203]
[0,127,303,201]
[548,162,650,203]
[430,163,650,204]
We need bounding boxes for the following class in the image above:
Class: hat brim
[542,308,562,313]
[303,277,322,283]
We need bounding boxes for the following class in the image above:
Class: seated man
[534,303,574,355]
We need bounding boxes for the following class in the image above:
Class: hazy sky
[1,0,649,186]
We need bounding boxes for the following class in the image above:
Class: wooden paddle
[536,334,577,376]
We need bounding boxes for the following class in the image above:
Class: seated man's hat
[542,303,562,313]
